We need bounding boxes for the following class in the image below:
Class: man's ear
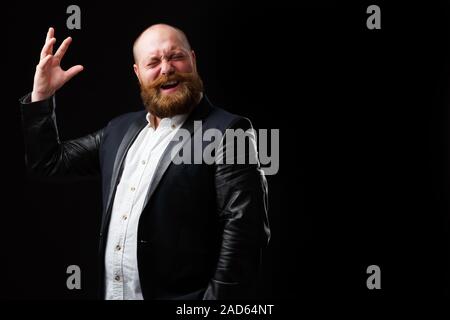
[133,64,142,85]
[191,50,197,71]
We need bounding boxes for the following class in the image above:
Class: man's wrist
[31,91,52,103]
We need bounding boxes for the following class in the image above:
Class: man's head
[133,24,203,118]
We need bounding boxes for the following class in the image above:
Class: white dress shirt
[104,112,188,300]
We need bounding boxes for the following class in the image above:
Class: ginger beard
[140,72,204,118]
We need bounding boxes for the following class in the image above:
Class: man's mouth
[160,80,180,91]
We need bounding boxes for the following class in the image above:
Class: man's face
[133,27,203,118]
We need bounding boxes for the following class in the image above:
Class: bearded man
[19,24,270,300]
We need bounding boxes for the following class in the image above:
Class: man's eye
[171,54,185,60]
[148,61,160,68]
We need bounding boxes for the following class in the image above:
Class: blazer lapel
[102,114,147,232]
[142,96,212,209]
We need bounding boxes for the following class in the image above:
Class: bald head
[133,24,191,63]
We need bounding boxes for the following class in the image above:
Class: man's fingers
[65,65,84,82]
[37,54,53,70]
[40,27,55,60]
[46,27,54,42]
[54,37,72,60]
[40,38,56,60]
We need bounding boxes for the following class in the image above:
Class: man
[20,24,270,300]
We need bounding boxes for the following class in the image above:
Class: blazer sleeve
[202,117,271,300]
[19,93,103,178]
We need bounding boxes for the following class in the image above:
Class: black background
[2,0,450,313]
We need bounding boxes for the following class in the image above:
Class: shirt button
[171,124,176,129]
[131,187,136,191]
[141,160,146,165]
[122,215,128,220]
[115,245,121,251]
[114,275,121,282]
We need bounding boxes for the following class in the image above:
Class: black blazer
[20,94,270,300]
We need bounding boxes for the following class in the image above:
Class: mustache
[146,72,195,90]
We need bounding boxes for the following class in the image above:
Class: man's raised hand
[31,27,84,102]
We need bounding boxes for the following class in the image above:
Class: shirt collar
[145,111,189,129]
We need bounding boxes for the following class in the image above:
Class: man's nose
[161,59,175,76]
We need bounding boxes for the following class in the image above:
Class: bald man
[20,24,270,300]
